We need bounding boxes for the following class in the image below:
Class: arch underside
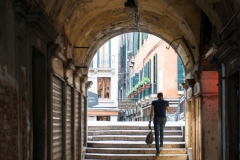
[36,0,235,73]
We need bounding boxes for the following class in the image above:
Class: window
[97,77,111,98]
[177,57,185,91]
[97,41,111,68]
[153,54,158,94]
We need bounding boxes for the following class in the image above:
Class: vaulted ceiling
[34,0,240,73]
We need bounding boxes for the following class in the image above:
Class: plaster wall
[133,34,179,99]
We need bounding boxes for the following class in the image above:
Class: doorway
[32,47,46,160]
[227,72,239,159]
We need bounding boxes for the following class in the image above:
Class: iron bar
[219,7,240,37]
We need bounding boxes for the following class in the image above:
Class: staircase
[85,121,187,160]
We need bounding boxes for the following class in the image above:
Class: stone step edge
[88,126,181,129]
[88,135,183,138]
[86,147,187,151]
[88,130,182,132]
[88,141,185,144]
[85,153,188,156]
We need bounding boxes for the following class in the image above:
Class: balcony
[89,55,115,70]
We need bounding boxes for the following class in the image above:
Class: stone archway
[1,0,240,159]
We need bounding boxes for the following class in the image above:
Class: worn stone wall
[0,0,19,159]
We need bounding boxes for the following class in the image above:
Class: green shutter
[153,54,158,94]
[149,59,152,95]
[133,32,139,56]
[177,56,184,91]
[140,70,142,81]
[135,73,139,85]
[155,54,158,93]
[137,32,140,51]
[97,50,100,68]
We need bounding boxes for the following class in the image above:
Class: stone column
[200,71,218,160]
[78,67,88,160]
[180,83,189,148]
[186,79,196,160]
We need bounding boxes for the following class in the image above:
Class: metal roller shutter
[52,76,63,160]
[82,96,85,146]
[75,91,80,159]
[66,86,72,160]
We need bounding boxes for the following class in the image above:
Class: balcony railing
[89,55,115,69]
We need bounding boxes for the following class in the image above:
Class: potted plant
[133,86,138,96]
[137,81,145,92]
[143,77,150,88]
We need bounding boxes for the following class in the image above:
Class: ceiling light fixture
[124,0,138,14]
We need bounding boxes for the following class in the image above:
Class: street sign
[118,101,136,109]
[88,91,98,108]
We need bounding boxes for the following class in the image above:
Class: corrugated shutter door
[66,86,72,160]
[82,96,85,146]
[75,91,80,160]
[52,76,63,160]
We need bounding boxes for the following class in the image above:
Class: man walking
[148,92,171,155]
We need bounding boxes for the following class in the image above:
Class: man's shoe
[156,150,160,156]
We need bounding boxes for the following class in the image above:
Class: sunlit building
[87,37,119,121]
[118,33,184,121]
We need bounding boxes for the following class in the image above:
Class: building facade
[118,33,185,121]
[87,37,119,121]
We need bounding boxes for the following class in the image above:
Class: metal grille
[75,91,80,159]
[66,86,72,160]
[52,77,63,160]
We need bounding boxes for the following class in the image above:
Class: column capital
[185,79,195,87]
[180,82,188,90]
[78,67,88,76]
[86,81,93,89]
[65,59,76,71]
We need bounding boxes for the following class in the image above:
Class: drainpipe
[221,64,226,159]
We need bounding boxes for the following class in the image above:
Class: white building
[87,36,119,121]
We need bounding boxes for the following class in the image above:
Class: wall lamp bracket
[166,36,196,50]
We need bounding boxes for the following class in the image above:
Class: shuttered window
[153,54,158,94]
[81,96,86,147]
[177,56,184,91]
[66,86,72,160]
[52,76,63,160]
[121,44,126,67]
[133,32,140,56]
[97,51,100,68]
[75,91,80,160]
[149,60,152,95]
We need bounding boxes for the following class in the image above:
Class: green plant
[143,77,150,84]
[135,81,143,90]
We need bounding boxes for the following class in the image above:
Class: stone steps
[85,122,187,160]
[85,153,188,160]
[88,135,183,142]
[87,141,185,148]
[88,126,181,131]
[88,130,182,136]
[86,147,187,154]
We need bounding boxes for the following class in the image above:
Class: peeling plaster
[0,64,17,88]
